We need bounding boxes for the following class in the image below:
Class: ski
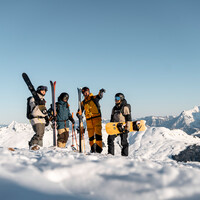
[22,73,41,104]
[50,81,57,147]
[77,88,84,153]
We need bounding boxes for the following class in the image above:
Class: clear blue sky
[0,0,200,124]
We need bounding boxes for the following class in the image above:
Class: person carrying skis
[77,87,105,153]
[107,93,132,156]
[54,92,75,148]
[28,86,49,150]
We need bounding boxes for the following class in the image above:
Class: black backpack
[26,97,34,119]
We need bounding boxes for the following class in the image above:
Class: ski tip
[22,72,27,77]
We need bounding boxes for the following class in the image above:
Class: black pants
[29,123,45,147]
[107,132,129,156]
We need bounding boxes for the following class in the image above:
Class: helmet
[115,93,125,101]
[82,87,90,94]
[58,92,69,101]
[37,85,48,92]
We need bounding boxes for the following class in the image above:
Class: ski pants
[86,117,102,153]
[57,128,69,148]
[107,132,129,156]
[29,123,45,147]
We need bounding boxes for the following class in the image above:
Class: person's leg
[107,134,117,155]
[29,123,45,147]
[120,132,129,156]
[57,128,69,148]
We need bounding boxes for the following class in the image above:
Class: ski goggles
[38,86,48,91]
[115,96,121,101]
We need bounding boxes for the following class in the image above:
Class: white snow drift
[1,121,200,199]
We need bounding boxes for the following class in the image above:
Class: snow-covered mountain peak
[7,121,31,132]
[143,105,200,134]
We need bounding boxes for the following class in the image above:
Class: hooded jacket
[29,93,48,125]
[56,99,73,129]
[110,99,132,123]
[81,91,103,120]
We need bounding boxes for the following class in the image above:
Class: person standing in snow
[28,86,49,150]
[107,93,132,156]
[77,87,106,153]
[54,92,75,148]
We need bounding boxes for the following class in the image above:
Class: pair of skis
[22,73,83,151]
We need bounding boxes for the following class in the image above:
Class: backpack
[26,97,35,119]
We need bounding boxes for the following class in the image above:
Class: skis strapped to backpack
[77,88,85,153]
[22,73,42,104]
[50,81,57,146]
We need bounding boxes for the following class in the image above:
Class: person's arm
[123,106,132,132]
[96,88,106,100]
[110,107,114,122]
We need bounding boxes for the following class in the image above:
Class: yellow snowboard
[105,120,146,135]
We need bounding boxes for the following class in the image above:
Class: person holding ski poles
[50,92,75,148]
[28,86,49,150]
[77,87,105,153]
[107,93,132,156]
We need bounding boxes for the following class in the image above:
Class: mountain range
[142,106,200,135]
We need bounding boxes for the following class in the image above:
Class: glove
[76,126,85,134]
[69,116,75,124]
[117,123,125,133]
[99,88,106,93]
[45,116,49,126]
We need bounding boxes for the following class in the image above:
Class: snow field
[1,121,200,199]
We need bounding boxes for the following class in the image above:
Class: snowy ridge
[142,105,200,134]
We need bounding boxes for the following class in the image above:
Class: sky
[0,0,200,124]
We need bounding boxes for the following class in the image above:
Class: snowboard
[105,120,146,135]
[50,81,57,147]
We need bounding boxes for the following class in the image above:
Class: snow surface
[1,121,200,199]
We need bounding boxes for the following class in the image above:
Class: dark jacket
[110,99,132,123]
[56,100,73,129]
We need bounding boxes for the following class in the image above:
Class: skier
[107,93,132,156]
[28,85,49,150]
[54,92,75,148]
[77,87,105,153]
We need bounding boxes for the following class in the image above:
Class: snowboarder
[28,85,49,150]
[77,87,105,153]
[107,93,132,156]
[54,92,75,148]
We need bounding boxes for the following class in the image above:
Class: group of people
[27,85,132,156]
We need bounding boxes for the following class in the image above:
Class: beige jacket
[29,93,47,125]
[111,105,131,131]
